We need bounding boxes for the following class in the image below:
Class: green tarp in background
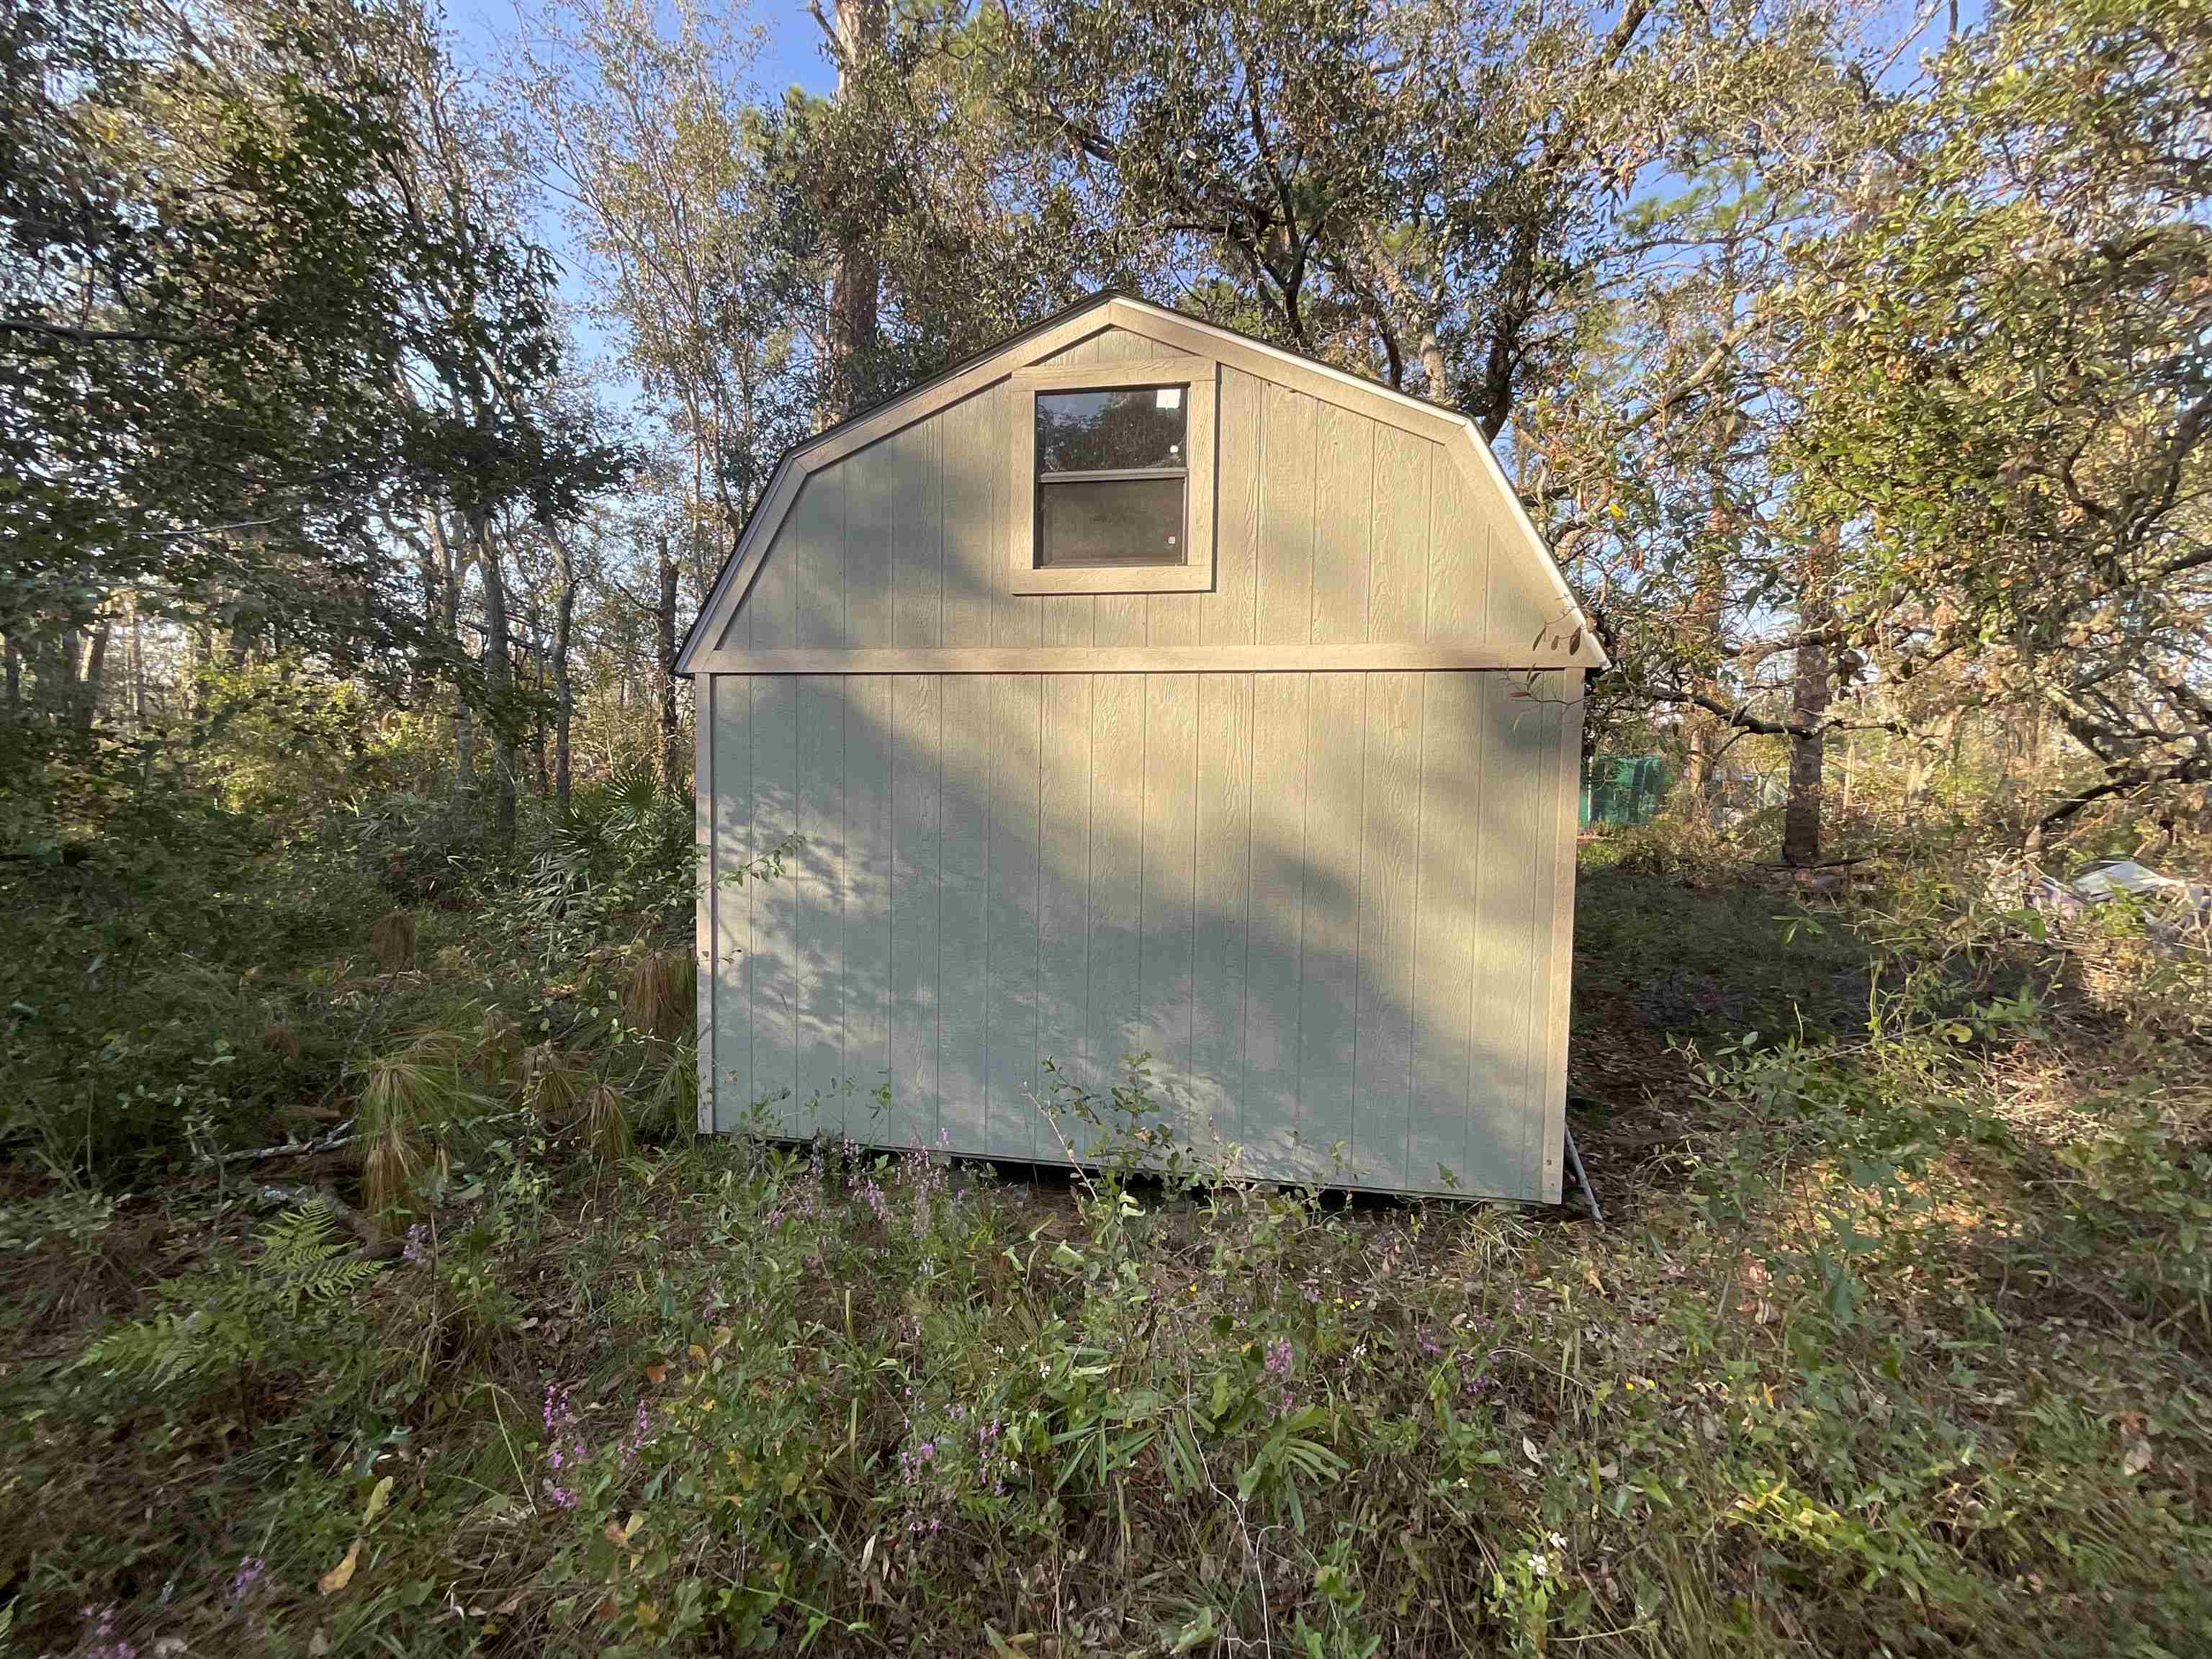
[1581,754,1673,829]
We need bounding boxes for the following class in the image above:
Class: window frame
[1009,356,1218,595]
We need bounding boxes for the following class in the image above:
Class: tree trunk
[549,525,578,811]
[428,505,474,796]
[531,644,550,800]
[1685,490,1730,824]
[128,593,146,732]
[1781,526,1838,868]
[53,628,81,724]
[4,634,18,719]
[827,0,886,417]
[77,620,110,728]
[190,624,212,727]
[474,512,516,840]
[657,532,681,791]
[415,505,444,706]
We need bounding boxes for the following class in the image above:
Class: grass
[1,837,2207,1656]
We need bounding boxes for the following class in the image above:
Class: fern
[258,1201,382,1306]
[78,1201,380,1390]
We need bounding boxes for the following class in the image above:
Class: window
[1010,356,1216,595]
[1035,385,1188,567]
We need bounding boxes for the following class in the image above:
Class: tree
[1,0,434,716]
[1784,0,2212,839]
[988,0,1847,434]
[374,1,629,837]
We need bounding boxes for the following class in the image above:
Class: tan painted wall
[701,667,1578,1201]
[719,326,1573,660]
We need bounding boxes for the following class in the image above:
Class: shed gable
[678,297,1602,675]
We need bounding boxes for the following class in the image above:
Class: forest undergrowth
[2,756,2208,1658]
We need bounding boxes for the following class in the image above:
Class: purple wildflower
[228,1556,266,1602]
[77,1606,136,1659]
[541,1382,589,1504]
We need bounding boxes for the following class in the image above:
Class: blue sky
[437,0,837,410]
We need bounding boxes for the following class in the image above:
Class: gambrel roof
[675,292,1605,675]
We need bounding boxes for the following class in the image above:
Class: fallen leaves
[318,1540,359,1596]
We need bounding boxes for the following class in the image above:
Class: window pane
[1038,476,1186,566]
[1036,386,1187,473]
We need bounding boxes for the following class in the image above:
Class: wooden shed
[675,293,1605,1202]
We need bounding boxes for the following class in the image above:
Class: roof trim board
[673,293,1606,675]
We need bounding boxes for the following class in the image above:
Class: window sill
[1009,560,1214,595]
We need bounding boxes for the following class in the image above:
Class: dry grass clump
[623,949,693,1043]
[367,909,418,973]
[354,1030,474,1222]
[522,1042,583,1123]
[580,1080,633,1165]
[637,1040,699,1138]
[478,1006,520,1088]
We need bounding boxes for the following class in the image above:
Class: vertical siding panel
[1473,456,1566,648]
[1426,444,1486,642]
[1369,428,1430,644]
[710,677,752,1129]
[791,675,847,1136]
[748,676,799,1131]
[938,674,990,1151]
[1409,673,1480,1192]
[1297,673,1364,1181]
[1310,407,1373,643]
[1094,328,1156,363]
[1096,596,1147,647]
[1468,673,1540,1195]
[845,439,894,649]
[1255,385,1315,646]
[984,675,1044,1160]
[1147,365,1208,645]
[1035,673,1093,1158]
[1085,671,1146,1159]
[889,675,943,1148]
[1205,367,1264,647]
[1190,673,1253,1157]
[843,675,894,1131]
[1513,685,1565,1194]
[1516,683,1564,1198]
[1353,671,1419,1191]
[747,478,805,649]
[695,678,714,1133]
[1541,670,1583,1203]
[890,421,944,648]
[989,381,1043,648]
[793,470,846,647]
[1242,673,1310,1174]
[943,393,995,649]
[1136,673,1198,1145]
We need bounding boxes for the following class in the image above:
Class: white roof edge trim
[675,293,1607,675]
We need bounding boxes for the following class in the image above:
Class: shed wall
[722,343,1573,660]
[701,667,1579,1200]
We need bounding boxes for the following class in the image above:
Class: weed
[367,909,418,973]
[621,949,693,1043]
